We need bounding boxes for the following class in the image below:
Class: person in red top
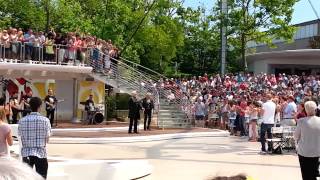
[270,74,277,86]
[224,77,231,91]
[296,102,307,121]
[239,82,247,91]
[239,97,248,136]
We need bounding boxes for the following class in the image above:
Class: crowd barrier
[0,42,93,66]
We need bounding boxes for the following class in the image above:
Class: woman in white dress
[0,109,13,158]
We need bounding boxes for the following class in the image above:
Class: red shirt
[239,101,247,116]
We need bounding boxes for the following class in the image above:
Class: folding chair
[282,126,296,151]
[266,127,285,154]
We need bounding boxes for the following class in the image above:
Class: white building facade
[247,20,320,75]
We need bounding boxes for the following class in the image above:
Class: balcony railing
[0,42,92,66]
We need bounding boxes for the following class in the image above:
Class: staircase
[158,100,191,128]
[87,51,193,128]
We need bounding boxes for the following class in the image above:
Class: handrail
[87,50,193,127]
[0,42,93,66]
[119,56,168,79]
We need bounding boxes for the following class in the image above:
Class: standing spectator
[220,99,229,130]
[128,91,141,134]
[295,101,320,180]
[75,34,83,64]
[0,109,13,158]
[239,97,248,136]
[1,30,10,59]
[55,33,66,64]
[9,28,19,59]
[259,94,276,154]
[32,32,42,61]
[194,98,206,127]
[18,97,51,179]
[228,100,237,135]
[39,31,46,45]
[142,93,154,131]
[67,36,77,64]
[24,29,35,60]
[282,95,297,126]
[296,102,307,120]
[44,33,55,62]
[17,30,24,60]
[248,101,259,142]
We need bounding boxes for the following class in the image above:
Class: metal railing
[0,42,92,65]
[87,50,193,127]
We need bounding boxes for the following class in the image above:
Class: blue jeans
[260,123,274,151]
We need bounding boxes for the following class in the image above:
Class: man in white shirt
[260,94,276,154]
[282,96,297,126]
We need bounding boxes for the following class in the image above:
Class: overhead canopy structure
[247,49,320,75]
[0,62,92,80]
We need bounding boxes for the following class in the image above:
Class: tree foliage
[0,0,298,75]
[217,0,298,70]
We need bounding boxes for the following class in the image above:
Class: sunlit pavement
[48,136,301,180]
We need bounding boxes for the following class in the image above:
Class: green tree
[0,0,46,30]
[174,6,220,75]
[220,0,298,70]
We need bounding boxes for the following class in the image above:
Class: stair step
[159,112,186,115]
[159,109,184,112]
[158,119,189,122]
[157,124,192,128]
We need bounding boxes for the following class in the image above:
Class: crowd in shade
[159,72,320,139]
[0,28,120,68]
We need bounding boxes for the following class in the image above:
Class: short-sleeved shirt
[18,112,51,158]
[283,102,297,119]
[0,123,10,157]
[262,100,276,124]
[195,102,205,116]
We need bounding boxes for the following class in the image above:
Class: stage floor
[52,127,218,138]
[53,121,129,129]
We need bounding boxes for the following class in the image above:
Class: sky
[183,0,320,24]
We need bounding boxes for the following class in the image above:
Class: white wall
[252,60,268,74]
[249,57,320,74]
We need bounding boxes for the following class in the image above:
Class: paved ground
[54,121,129,128]
[48,136,301,180]
[52,128,219,138]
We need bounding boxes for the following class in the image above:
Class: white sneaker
[259,151,267,155]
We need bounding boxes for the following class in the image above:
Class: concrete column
[72,78,80,123]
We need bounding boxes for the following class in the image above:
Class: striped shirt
[18,112,51,158]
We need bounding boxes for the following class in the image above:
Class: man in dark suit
[142,93,154,131]
[128,91,141,134]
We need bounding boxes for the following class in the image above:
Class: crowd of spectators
[160,72,320,140]
[0,28,119,69]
